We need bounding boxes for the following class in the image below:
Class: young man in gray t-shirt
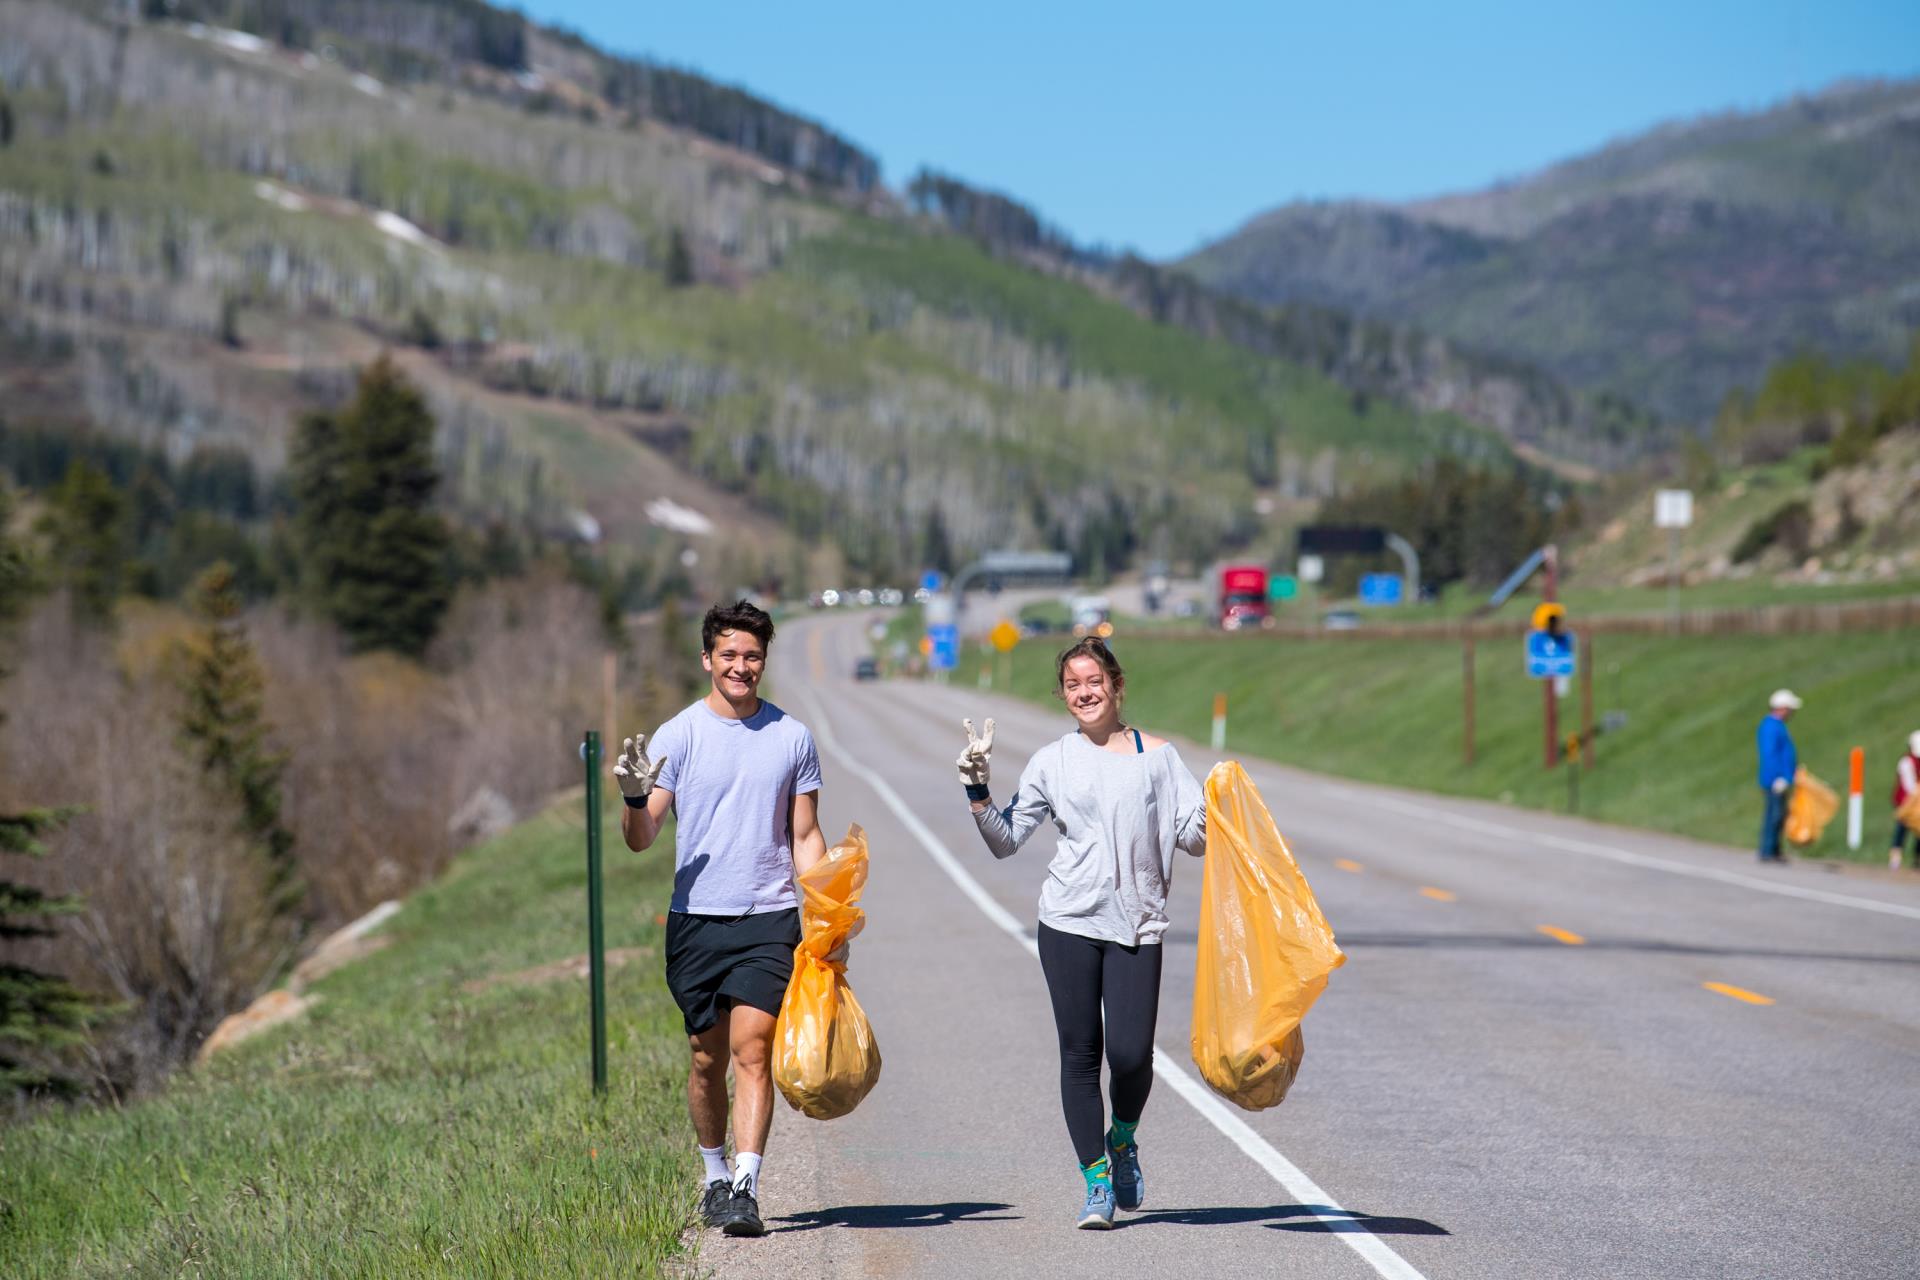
[615,599,829,1238]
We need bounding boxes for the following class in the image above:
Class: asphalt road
[696,612,1920,1279]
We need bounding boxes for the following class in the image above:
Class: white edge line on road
[801,689,1430,1280]
[1329,787,1920,924]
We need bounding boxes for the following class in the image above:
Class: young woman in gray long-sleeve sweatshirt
[958,635,1207,1230]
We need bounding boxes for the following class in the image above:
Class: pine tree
[289,355,453,656]
[919,505,954,576]
[37,459,127,624]
[0,486,94,1097]
[177,561,300,918]
[665,228,694,288]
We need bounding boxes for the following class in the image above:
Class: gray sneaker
[1076,1180,1116,1230]
[718,1183,766,1237]
[698,1180,733,1228]
[1107,1138,1144,1211]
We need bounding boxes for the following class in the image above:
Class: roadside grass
[972,627,1920,863]
[1,794,700,1278]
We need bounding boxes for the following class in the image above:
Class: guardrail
[1231,594,1920,641]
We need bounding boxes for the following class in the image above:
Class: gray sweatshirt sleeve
[973,750,1054,860]
[1170,747,1208,857]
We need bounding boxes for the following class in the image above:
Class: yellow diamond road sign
[990,620,1021,653]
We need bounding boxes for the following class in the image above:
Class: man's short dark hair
[702,600,775,653]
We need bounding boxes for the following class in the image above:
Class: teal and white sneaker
[1107,1136,1144,1211]
[1077,1179,1117,1229]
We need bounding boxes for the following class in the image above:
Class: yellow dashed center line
[1537,924,1586,946]
[1335,858,1364,873]
[1703,982,1775,1006]
[1419,887,1456,902]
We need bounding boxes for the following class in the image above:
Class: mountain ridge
[1183,76,1920,423]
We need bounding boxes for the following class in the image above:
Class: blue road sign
[920,570,946,593]
[1359,574,1404,606]
[1525,629,1577,679]
[928,622,959,672]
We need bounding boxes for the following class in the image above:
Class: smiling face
[702,629,767,708]
[1059,653,1122,733]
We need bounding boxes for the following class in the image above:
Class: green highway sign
[1270,575,1298,601]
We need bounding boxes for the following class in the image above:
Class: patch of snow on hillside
[373,210,442,253]
[254,181,310,213]
[646,498,715,537]
[184,24,269,55]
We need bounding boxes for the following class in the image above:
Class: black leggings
[1036,922,1164,1166]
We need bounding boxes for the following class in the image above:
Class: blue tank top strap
[1132,727,1144,753]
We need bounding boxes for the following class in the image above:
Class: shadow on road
[773,1202,1020,1232]
[1328,932,1920,966]
[1123,1203,1449,1235]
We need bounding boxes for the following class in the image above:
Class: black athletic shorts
[664,908,801,1036]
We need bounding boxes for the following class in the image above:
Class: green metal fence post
[584,730,608,1095]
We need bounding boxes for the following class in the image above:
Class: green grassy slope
[0,794,699,1278]
[975,628,1920,862]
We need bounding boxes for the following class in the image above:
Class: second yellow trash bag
[773,823,881,1120]
[1898,792,1920,837]
[1785,768,1839,846]
[1192,762,1345,1112]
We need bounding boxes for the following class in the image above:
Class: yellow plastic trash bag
[774,824,881,1120]
[1785,768,1838,847]
[1898,792,1920,837]
[1191,762,1345,1112]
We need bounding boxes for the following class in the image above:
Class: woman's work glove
[957,717,995,796]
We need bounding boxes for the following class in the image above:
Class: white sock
[733,1152,763,1194]
[699,1145,731,1186]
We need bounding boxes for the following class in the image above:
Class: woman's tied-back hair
[1054,635,1124,702]
[702,599,775,653]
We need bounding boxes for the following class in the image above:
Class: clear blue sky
[522,1,1920,259]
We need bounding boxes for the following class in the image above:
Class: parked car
[1322,608,1362,631]
[853,656,880,681]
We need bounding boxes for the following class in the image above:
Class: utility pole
[1543,546,1559,770]
[1580,628,1596,769]
[1462,632,1476,766]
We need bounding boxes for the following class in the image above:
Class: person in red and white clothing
[1891,731,1920,870]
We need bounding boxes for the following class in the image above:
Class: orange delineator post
[1211,693,1227,751]
[1848,746,1864,854]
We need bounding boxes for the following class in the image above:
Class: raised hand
[614,732,667,799]
[956,716,995,788]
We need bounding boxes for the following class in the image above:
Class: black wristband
[623,793,649,810]
[964,783,991,803]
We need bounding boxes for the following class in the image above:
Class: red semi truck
[1217,564,1270,630]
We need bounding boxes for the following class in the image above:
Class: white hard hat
[1768,688,1803,710]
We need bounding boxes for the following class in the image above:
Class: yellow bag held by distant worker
[773,824,881,1120]
[1897,792,1920,837]
[1191,762,1345,1112]
[1785,767,1839,847]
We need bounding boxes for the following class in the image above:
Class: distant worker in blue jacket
[1756,688,1802,862]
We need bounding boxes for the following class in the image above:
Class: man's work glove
[958,717,994,801]
[614,733,667,802]
[1771,777,1790,796]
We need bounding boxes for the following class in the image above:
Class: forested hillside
[1184,78,1920,424]
[0,0,1586,591]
